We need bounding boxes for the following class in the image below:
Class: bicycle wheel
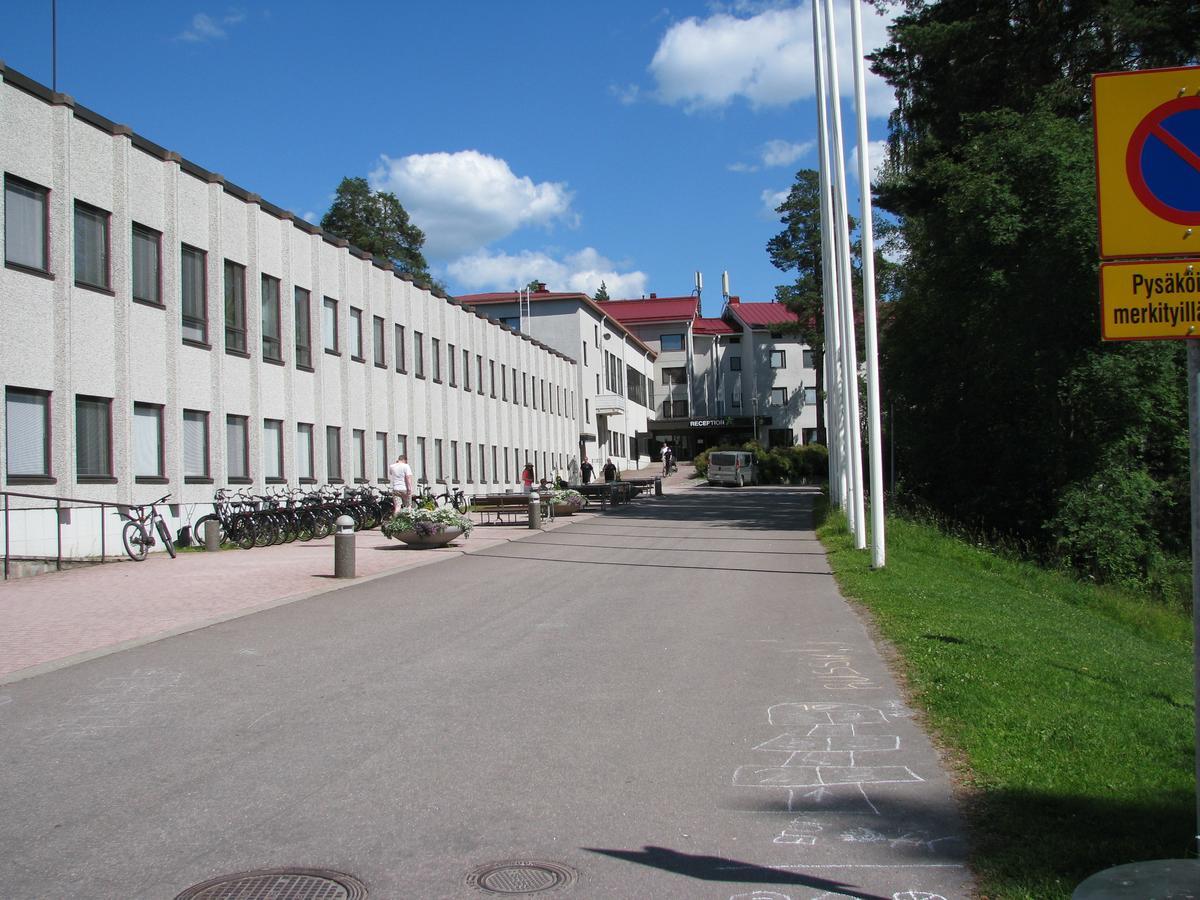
[230,514,257,550]
[155,517,178,558]
[122,521,150,561]
[453,491,469,514]
[254,514,278,547]
[192,514,225,547]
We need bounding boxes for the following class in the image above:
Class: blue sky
[3,1,894,318]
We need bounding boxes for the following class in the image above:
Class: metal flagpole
[850,0,886,567]
[811,0,844,510]
[823,0,867,548]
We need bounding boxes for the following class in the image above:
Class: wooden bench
[471,493,534,525]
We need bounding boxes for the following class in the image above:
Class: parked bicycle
[418,482,469,513]
[121,494,177,561]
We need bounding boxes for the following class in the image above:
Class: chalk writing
[785,643,879,690]
[774,818,823,845]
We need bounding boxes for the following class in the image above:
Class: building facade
[1,63,578,557]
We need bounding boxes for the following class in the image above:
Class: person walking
[662,445,674,477]
[580,457,594,485]
[388,453,415,514]
[521,461,535,493]
[602,458,617,483]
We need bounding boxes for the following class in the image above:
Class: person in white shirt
[388,453,415,514]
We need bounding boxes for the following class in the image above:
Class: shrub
[382,506,473,538]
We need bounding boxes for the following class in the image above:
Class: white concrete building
[0,62,578,559]
[456,288,657,471]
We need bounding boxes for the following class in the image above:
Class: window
[395,324,406,372]
[462,349,471,391]
[771,387,789,407]
[804,386,818,405]
[323,297,339,353]
[132,224,161,305]
[662,367,686,386]
[663,399,688,418]
[581,341,588,366]
[133,403,164,480]
[431,338,441,381]
[448,343,457,386]
[295,287,312,368]
[352,429,366,481]
[326,426,342,481]
[504,448,511,483]
[500,315,520,331]
[585,398,591,423]
[5,388,50,479]
[491,445,498,483]
[769,428,795,448]
[434,438,444,481]
[627,368,647,406]
[263,419,284,481]
[414,331,425,377]
[802,348,814,368]
[771,349,786,369]
[75,395,113,479]
[489,360,496,397]
[729,356,742,371]
[74,201,110,290]
[224,260,247,354]
[181,245,208,344]
[226,414,249,480]
[501,364,508,400]
[513,369,519,402]
[476,355,484,394]
[450,440,459,481]
[350,307,364,360]
[479,444,487,483]
[4,175,49,272]
[296,423,314,481]
[396,434,408,459]
[262,275,282,362]
[660,333,684,351]
[465,441,473,482]
[415,436,427,482]
[182,410,210,480]
[376,432,388,481]
[594,324,600,347]
[373,316,386,367]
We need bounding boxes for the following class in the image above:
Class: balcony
[594,391,626,417]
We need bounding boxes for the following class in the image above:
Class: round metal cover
[1072,859,1200,899]
[466,860,577,894]
[174,867,367,900]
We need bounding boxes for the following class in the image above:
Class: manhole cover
[174,867,367,900]
[466,860,577,894]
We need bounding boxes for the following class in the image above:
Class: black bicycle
[418,483,469,513]
[122,494,177,561]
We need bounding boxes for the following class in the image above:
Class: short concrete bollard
[654,476,663,497]
[203,517,221,551]
[528,491,542,529]
[334,514,356,578]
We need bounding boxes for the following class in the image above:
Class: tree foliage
[870,0,1200,594]
[320,177,431,282]
[593,280,610,302]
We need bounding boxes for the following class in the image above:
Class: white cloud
[760,187,790,218]
[762,138,813,168]
[648,2,895,117]
[850,138,890,185]
[370,151,575,260]
[178,9,246,42]
[447,248,647,299]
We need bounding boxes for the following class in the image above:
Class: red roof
[602,296,698,325]
[726,301,799,327]
[693,317,736,335]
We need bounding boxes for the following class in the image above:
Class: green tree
[593,281,610,302]
[320,177,431,282]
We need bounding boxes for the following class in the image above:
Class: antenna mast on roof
[518,286,531,335]
[722,271,730,305]
[694,270,703,314]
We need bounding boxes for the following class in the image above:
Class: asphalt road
[0,484,974,899]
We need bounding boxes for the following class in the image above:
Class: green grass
[817,507,1196,899]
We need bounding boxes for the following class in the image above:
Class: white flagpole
[823,0,867,549]
[850,0,886,567]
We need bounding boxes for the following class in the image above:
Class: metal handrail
[1,488,134,581]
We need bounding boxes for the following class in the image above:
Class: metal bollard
[528,491,542,529]
[203,517,221,551]
[654,476,663,497]
[334,514,356,578]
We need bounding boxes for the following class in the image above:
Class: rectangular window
[181,245,208,344]
[326,426,342,480]
[662,366,686,386]
[296,423,314,481]
[465,441,473,482]
[295,287,312,368]
[397,434,408,458]
[352,429,366,481]
[492,445,498,483]
[75,395,113,479]
[132,224,161,305]
[585,398,591,423]
[323,297,339,353]
[476,355,484,394]
[804,386,818,405]
[263,419,284,481]
[802,349,814,368]
[595,324,600,347]
[501,364,508,400]
[477,443,486,483]
[350,307,364,360]
[434,438,444,481]
[376,432,388,481]
[226,414,249,480]
[74,201,110,290]
[504,448,511,483]
[224,260,247,354]
[415,436,427,481]
[513,369,519,402]
[448,343,457,386]
[660,333,684,351]
[183,410,210,480]
[262,275,282,362]
[431,337,441,381]
[771,387,789,407]
[729,356,742,371]
[462,349,471,391]
[373,315,386,367]
[4,175,49,272]
[395,324,406,372]
[5,388,51,479]
[133,403,164,480]
[771,349,786,368]
[663,399,688,418]
[489,360,496,397]
[450,440,459,482]
[582,341,588,366]
[500,315,520,331]
[414,331,425,377]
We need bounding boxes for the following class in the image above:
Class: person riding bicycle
[662,444,674,476]
[388,453,415,513]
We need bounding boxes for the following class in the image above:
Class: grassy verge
[817,508,1195,899]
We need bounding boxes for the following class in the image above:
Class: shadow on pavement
[590,486,821,532]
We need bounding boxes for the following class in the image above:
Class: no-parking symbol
[1125,96,1200,226]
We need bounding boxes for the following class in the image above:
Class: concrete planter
[391,527,465,549]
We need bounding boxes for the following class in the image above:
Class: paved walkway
[0,469,690,684]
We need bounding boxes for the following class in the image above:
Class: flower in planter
[382,506,474,540]
[550,489,586,511]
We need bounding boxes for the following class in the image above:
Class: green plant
[381,506,473,539]
[550,489,585,511]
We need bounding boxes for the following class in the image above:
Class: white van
[707,450,757,487]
